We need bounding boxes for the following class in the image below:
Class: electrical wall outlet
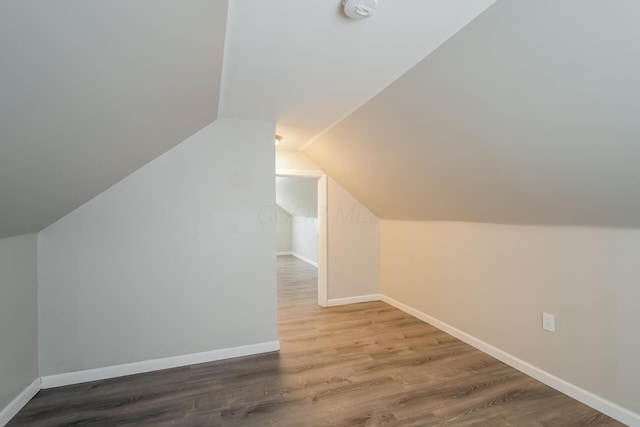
[542,312,555,332]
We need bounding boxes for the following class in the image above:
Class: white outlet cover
[542,312,555,332]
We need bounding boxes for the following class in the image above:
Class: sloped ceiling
[305,0,640,227]
[276,177,318,218]
[0,0,227,238]
[219,0,496,150]
[8,0,635,236]
[0,0,499,239]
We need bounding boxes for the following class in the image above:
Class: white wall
[327,178,380,299]
[292,216,318,265]
[276,205,292,253]
[38,119,277,376]
[381,220,640,417]
[0,234,38,413]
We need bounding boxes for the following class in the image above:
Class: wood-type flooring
[9,255,622,426]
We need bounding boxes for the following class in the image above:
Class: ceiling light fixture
[342,0,378,20]
[275,135,283,146]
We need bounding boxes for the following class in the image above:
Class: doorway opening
[275,170,327,307]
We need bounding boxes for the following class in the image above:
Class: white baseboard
[291,252,318,267]
[276,251,292,256]
[40,340,280,389]
[0,378,41,426]
[327,294,380,307]
[380,295,639,427]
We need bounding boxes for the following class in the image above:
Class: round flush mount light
[342,0,378,20]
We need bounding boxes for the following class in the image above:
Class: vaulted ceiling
[0,0,227,237]
[3,0,638,238]
[0,0,495,238]
[305,0,640,227]
[219,0,496,150]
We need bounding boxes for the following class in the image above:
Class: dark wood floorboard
[9,255,623,426]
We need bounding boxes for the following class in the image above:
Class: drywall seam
[380,294,640,427]
[0,378,41,427]
[327,294,381,307]
[40,341,280,389]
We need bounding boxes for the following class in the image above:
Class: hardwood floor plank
[8,255,623,426]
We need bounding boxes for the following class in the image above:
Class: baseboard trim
[0,378,41,426]
[291,252,318,267]
[327,294,380,307]
[276,251,292,256]
[380,294,639,426]
[40,340,280,389]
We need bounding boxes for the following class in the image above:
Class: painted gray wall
[327,178,380,299]
[274,155,322,268]
[0,0,227,238]
[381,221,640,416]
[276,176,319,264]
[38,119,276,376]
[292,216,318,264]
[306,0,640,227]
[0,234,38,412]
[276,205,292,253]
